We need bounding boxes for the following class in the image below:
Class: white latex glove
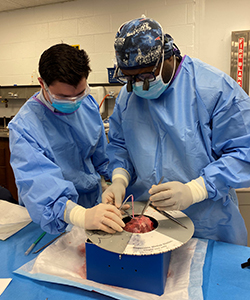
[69,203,125,234]
[149,181,193,211]
[102,178,126,208]
[85,204,125,233]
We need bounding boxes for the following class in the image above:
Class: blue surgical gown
[107,55,250,245]
[9,92,109,234]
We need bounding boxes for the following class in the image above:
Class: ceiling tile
[0,0,74,13]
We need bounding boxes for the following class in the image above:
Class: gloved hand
[148,181,193,211]
[85,204,125,233]
[68,202,125,234]
[102,178,126,208]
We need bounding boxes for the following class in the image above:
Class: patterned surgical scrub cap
[114,17,181,70]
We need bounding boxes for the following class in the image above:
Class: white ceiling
[0,0,74,13]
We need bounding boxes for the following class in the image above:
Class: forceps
[141,176,164,216]
[149,204,188,229]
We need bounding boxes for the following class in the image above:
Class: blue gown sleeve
[9,127,79,235]
[107,88,136,181]
[200,80,250,201]
[91,113,109,180]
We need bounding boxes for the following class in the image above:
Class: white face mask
[133,55,176,100]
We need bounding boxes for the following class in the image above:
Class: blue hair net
[164,34,182,61]
[114,17,181,70]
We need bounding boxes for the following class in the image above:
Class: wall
[0,0,250,100]
[196,0,250,74]
[0,0,197,87]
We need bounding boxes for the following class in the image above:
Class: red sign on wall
[237,37,244,87]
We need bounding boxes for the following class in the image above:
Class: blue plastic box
[86,239,171,295]
[107,67,120,83]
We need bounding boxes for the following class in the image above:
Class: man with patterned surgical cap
[102,17,250,246]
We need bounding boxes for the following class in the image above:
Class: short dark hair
[39,43,91,87]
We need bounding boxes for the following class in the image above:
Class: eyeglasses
[115,69,158,85]
[114,44,164,92]
[43,81,90,102]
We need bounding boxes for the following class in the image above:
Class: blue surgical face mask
[133,55,176,100]
[44,83,90,114]
[51,97,84,113]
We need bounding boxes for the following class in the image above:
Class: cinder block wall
[1,0,250,87]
